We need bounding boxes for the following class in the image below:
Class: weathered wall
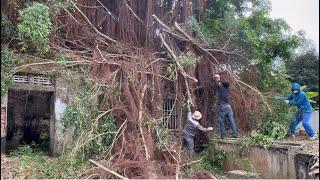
[212,139,301,179]
[1,94,8,153]
[52,74,81,156]
[1,65,82,155]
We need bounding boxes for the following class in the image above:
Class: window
[13,74,54,86]
[162,99,179,130]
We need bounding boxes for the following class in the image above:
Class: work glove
[284,100,289,104]
[207,127,213,131]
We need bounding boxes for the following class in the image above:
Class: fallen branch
[89,159,128,180]
[181,158,203,167]
[104,119,128,159]
[174,22,219,64]
[96,0,119,21]
[70,1,117,43]
[232,72,272,113]
[159,33,198,83]
[138,84,150,160]
[152,14,172,32]
[124,1,145,25]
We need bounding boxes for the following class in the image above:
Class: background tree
[286,47,319,92]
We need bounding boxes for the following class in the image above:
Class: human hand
[214,74,220,81]
[208,127,213,131]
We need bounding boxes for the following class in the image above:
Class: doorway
[6,90,54,154]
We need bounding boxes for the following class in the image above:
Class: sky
[269,0,319,51]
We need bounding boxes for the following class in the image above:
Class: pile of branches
[3,0,273,178]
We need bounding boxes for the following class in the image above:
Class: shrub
[18,2,52,54]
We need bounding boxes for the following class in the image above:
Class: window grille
[12,74,54,86]
[162,99,179,130]
[33,75,54,86]
[13,75,29,84]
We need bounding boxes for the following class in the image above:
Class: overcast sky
[269,0,319,51]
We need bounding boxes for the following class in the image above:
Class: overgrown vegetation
[18,2,52,54]
[181,140,229,178]
[5,145,90,179]
[1,46,18,99]
[61,80,117,154]
[1,0,319,178]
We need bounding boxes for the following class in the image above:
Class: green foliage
[61,81,117,153]
[155,124,173,149]
[177,51,198,67]
[48,0,74,15]
[181,147,225,177]
[187,16,216,44]
[249,131,274,148]
[236,120,288,150]
[8,145,90,179]
[181,140,229,178]
[286,49,319,92]
[240,158,255,174]
[190,0,302,92]
[1,13,15,37]
[18,2,52,54]
[1,46,17,99]
[166,63,177,80]
[307,92,319,99]
[213,149,228,172]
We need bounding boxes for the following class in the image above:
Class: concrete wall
[52,75,80,156]
[1,94,8,153]
[1,68,82,156]
[212,139,302,179]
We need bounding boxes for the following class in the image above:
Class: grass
[4,145,91,179]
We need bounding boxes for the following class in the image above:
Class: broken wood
[159,33,198,83]
[174,22,219,64]
[70,1,117,43]
[138,84,150,160]
[89,159,128,180]
[124,1,145,25]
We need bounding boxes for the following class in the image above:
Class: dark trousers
[182,132,194,158]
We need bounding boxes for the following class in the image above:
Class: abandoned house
[1,65,82,156]
[1,65,203,156]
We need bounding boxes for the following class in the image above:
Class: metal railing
[162,99,179,130]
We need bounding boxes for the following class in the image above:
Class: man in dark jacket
[182,100,213,158]
[284,82,317,140]
[214,74,239,139]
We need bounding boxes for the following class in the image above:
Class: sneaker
[233,135,240,138]
[309,134,318,140]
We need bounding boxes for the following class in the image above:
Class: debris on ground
[227,169,260,179]
[295,141,319,156]
[1,154,11,178]
[193,170,217,179]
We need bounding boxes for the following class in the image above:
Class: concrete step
[227,170,260,179]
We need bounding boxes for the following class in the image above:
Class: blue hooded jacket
[286,83,313,112]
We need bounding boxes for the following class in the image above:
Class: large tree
[286,49,319,92]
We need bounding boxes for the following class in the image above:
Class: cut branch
[89,159,128,180]
[124,1,145,25]
[159,33,198,83]
[70,1,117,43]
[174,22,219,64]
[138,84,149,160]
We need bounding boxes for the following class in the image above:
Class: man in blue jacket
[284,82,318,140]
